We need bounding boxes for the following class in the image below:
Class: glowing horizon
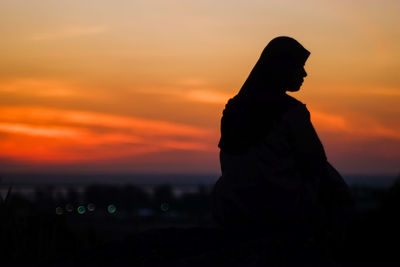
[0,0,399,175]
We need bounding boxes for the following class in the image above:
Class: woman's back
[213,97,325,232]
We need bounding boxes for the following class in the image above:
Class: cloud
[310,109,400,140]
[307,84,400,98]
[134,77,232,105]
[310,110,350,132]
[0,135,160,163]
[185,90,231,104]
[176,78,208,87]
[29,26,109,41]
[0,106,212,138]
[0,78,84,98]
[0,123,81,138]
[136,87,231,105]
[366,88,400,97]
[0,106,216,164]
[61,109,211,138]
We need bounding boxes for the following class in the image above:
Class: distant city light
[55,207,63,215]
[138,208,154,217]
[107,204,117,214]
[77,205,86,214]
[65,204,73,212]
[87,203,96,212]
[160,202,170,212]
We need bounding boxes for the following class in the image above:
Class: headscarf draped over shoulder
[218,37,310,154]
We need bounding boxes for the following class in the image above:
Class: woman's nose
[301,69,307,78]
[302,68,307,77]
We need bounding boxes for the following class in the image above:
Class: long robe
[212,97,354,239]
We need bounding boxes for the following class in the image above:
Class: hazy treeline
[1,175,400,263]
[33,184,211,219]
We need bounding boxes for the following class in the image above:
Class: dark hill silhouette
[1,174,400,264]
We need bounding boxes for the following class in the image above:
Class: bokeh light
[107,204,117,214]
[65,204,73,213]
[55,207,63,215]
[77,205,86,215]
[160,202,170,212]
[87,203,96,212]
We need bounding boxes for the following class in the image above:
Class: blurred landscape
[1,173,400,264]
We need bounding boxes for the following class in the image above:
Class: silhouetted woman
[212,37,354,261]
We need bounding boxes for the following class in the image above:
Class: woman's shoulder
[283,94,305,107]
[281,95,309,119]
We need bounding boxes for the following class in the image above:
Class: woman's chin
[286,85,301,92]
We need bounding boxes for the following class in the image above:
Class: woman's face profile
[284,64,307,92]
[243,37,310,95]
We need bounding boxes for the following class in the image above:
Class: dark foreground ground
[1,176,400,264]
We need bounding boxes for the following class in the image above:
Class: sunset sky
[0,0,399,175]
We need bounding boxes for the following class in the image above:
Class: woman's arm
[284,103,355,243]
[283,103,327,178]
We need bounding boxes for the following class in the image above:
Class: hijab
[218,37,310,154]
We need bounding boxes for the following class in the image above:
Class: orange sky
[0,0,399,175]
